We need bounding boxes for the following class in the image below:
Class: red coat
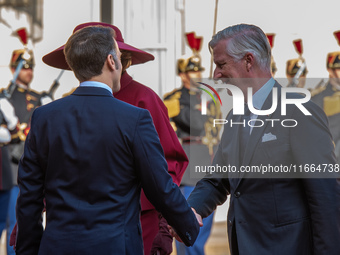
[114,72,188,211]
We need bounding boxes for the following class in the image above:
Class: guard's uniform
[3,46,52,255]
[5,49,50,176]
[286,39,308,87]
[6,84,47,168]
[9,86,42,126]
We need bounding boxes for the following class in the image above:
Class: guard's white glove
[0,126,11,143]
[41,95,53,105]
[0,98,18,130]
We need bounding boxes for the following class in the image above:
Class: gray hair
[209,24,271,72]
[109,49,120,69]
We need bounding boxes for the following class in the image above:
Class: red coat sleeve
[139,94,188,183]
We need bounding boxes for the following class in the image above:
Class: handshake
[168,208,203,243]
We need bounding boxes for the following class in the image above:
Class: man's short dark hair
[64,26,118,82]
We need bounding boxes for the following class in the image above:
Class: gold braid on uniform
[202,101,222,156]
[163,90,182,119]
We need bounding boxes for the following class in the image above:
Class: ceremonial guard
[286,39,308,87]
[311,30,340,164]
[163,32,221,255]
[1,28,52,255]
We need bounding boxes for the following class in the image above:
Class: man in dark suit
[15,25,200,255]
[179,24,340,254]
[42,22,190,255]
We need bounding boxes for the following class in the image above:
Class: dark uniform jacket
[6,84,46,184]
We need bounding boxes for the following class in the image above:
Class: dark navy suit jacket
[16,86,199,255]
[188,82,340,255]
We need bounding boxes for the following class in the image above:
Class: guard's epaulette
[310,82,327,97]
[163,89,182,118]
[163,88,181,100]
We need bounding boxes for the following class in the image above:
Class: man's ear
[178,72,186,80]
[245,52,254,72]
[107,54,116,71]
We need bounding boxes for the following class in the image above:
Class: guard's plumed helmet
[10,28,34,69]
[177,32,205,74]
[286,39,308,76]
[326,30,340,69]
[177,54,204,74]
[10,49,35,69]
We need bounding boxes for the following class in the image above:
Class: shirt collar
[79,81,112,94]
[16,83,28,90]
[252,78,275,110]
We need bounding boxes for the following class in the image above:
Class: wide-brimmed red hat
[42,22,154,70]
